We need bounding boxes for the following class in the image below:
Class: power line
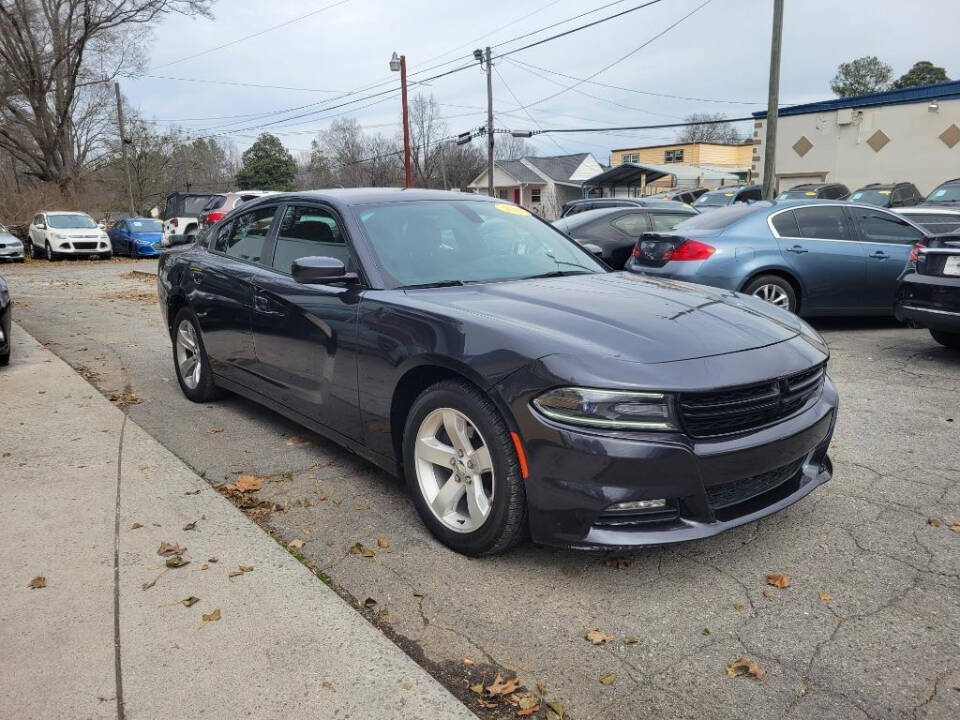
[534,115,755,134]
[493,65,568,154]
[126,73,346,94]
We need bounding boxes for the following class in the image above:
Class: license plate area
[944,255,960,276]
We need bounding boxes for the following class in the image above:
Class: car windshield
[674,204,761,230]
[554,208,621,232]
[777,190,820,200]
[47,214,97,229]
[926,185,960,204]
[357,200,607,288]
[693,190,736,207]
[850,189,893,205]
[129,219,163,232]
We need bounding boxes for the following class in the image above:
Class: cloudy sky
[123,0,960,163]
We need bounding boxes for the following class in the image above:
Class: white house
[467,153,604,219]
[753,81,960,195]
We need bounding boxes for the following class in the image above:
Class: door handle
[786,245,808,254]
[869,250,890,260]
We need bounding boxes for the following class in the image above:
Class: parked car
[0,274,10,366]
[895,236,960,349]
[776,183,850,201]
[849,182,922,208]
[692,185,763,210]
[648,187,708,204]
[27,211,112,260]
[920,178,960,209]
[625,200,930,316]
[892,207,960,235]
[159,189,837,555]
[161,192,217,247]
[107,217,164,257]
[552,205,697,268]
[0,221,25,262]
[198,191,277,232]
[560,197,689,217]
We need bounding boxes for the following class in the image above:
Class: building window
[665,149,684,163]
[621,153,639,164]
[497,189,509,200]
[531,188,541,203]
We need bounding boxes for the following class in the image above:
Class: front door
[773,205,866,313]
[513,188,521,204]
[248,203,362,441]
[848,206,927,311]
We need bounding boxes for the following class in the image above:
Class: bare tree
[494,133,530,160]
[0,0,212,191]
[407,93,449,187]
[676,113,743,144]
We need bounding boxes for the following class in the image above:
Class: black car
[692,184,764,210]
[921,178,960,209]
[776,183,850,201]
[849,182,923,208]
[649,187,709,204]
[159,189,837,556]
[0,274,11,366]
[560,197,686,217]
[895,236,960,349]
[552,205,697,268]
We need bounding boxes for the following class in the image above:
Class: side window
[771,210,801,237]
[650,213,696,231]
[853,208,923,245]
[794,206,851,241]
[740,188,762,202]
[272,205,349,275]
[611,213,650,237]
[214,207,275,263]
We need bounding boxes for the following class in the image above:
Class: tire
[930,329,960,349]
[101,252,113,260]
[29,241,41,259]
[0,349,9,366]
[45,242,57,262]
[172,308,221,402]
[403,379,527,556]
[743,274,797,313]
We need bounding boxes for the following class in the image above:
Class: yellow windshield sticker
[804,191,816,196]
[724,192,734,197]
[878,190,891,195]
[495,203,530,216]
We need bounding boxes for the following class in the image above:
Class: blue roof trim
[754,80,960,118]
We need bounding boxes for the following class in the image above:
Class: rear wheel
[172,309,221,402]
[403,379,527,556]
[930,329,960,349]
[744,274,797,313]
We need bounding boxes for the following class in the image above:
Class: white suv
[28,211,112,261]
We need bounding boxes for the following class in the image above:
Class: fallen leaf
[701,628,711,636]
[27,575,46,589]
[726,657,764,679]
[200,608,221,627]
[350,542,375,557]
[302,528,312,536]
[469,683,484,695]
[142,577,157,591]
[157,542,185,556]
[766,573,790,589]
[208,556,218,563]
[546,700,565,719]
[356,503,370,510]
[209,427,224,434]
[462,658,474,666]
[184,489,201,495]
[604,556,630,570]
[599,673,616,686]
[363,597,377,609]
[315,491,328,501]
[182,521,196,531]
[130,522,143,530]
[819,592,834,602]
[234,475,263,492]
[585,629,613,645]
[950,523,960,533]
[623,636,639,645]
[239,565,253,573]
[165,555,189,568]
[762,589,773,598]
[200,564,208,571]
[536,680,547,696]
[228,570,244,578]
[734,603,746,612]
[487,674,521,696]
[517,704,540,716]
[517,694,539,710]
[927,517,942,528]
[181,596,199,607]
[288,538,305,551]
[377,536,389,548]
[412,590,424,598]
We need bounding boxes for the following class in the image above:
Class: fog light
[608,498,666,512]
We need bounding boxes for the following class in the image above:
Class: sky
[122,0,960,164]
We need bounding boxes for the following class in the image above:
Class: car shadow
[808,316,904,332]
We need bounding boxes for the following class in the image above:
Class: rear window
[202,195,228,212]
[649,212,697,231]
[675,204,761,230]
[901,213,960,234]
[693,190,736,207]
[183,196,214,215]
[771,210,801,237]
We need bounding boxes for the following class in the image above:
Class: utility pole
[485,46,494,198]
[114,82,136,216]
[389,53,412,188]
[761,0,784,201]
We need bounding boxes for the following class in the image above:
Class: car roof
[894,207,960,215]
[242,188,488,209]
[39,210,89,215]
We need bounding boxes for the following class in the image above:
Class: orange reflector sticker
[510,432,529,479]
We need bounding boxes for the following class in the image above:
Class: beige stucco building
[753,81,960,195]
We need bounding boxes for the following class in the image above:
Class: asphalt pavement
[2,257,958,719]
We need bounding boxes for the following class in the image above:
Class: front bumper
[895,272,960,332]
[502,364,838,549]
[133,243,161,257]
[51,241,111,255]
[0,244,24,260]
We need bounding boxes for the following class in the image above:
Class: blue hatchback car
[107,217,164,257]
[625,201,930,316]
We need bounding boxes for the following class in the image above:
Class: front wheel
[172,309,221,402]
[403,379,527,556]
[45,242,57,262]
[744,274,797,313]
[930,329,960,349]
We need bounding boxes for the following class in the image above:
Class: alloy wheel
[752,283,790,309]
[175,319,202,390]
[413,408,495,533]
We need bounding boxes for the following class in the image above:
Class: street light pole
[390,52,412,189]
[485,47,494,198]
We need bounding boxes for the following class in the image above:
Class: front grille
[72,242,98,250]
[593,504,680,528]
[679,364,825,438]
[706,457,804,510]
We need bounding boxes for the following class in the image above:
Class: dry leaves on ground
[157,541,185,556]
[585,629,613,645]
[950,522,960,533]
[766,573,790,589]
[349,542,375,558]
[208,427,224,434]
[623,636,639,645]
[726,658,764,679]
[109,391,143,407]
[287,538,305,551]
[222,475,263,493]
[165,555,189,568]
[182,521,196,531]
[181,596,199,607]
[377,536,389,548]
[604,556,630,570]
[819,591,835,602]
[734,603,745,612]
[462,658,474,666]
[27,575,46,589]
[199,608,221,629]
[599,673,616,686]
[130,522,143,530]
[927,517,942,528]
[487,674,521,696]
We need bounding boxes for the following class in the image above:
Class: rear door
[772,205,867,313]
[849,206,927,310]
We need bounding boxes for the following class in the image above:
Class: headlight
[798,320,828,354]
[532,387,679,431]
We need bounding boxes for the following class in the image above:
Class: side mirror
[580,242,604,259]
[292,256,359,285]
[98,222,106,230]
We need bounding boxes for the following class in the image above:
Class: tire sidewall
[745,275,797,313]
[172,309,217,402]
[403,383,523,556]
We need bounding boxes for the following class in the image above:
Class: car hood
[131,232,163,242]
[404,272,804,364]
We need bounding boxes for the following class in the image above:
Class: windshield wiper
[400,279,466,289]
[523,269,595,280]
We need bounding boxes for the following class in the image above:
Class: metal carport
[581,162,742,198]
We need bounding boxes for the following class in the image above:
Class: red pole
[400,55,412,189]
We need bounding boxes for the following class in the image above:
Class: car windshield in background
[777,190,819,200]
[47,214,97,229]
[357,200,606,288]
[183,196,214,215]
[130,219,163,232]
[849,189,893,205]
[693,190,736,207]
[673,204,761,231]
[926,185,960,204]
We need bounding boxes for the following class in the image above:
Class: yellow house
[611,142,753,168]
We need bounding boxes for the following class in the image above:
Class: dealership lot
[3,258,959,719]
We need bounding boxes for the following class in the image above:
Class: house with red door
[466,153,603,219]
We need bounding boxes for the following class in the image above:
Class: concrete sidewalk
[0,324,475,720]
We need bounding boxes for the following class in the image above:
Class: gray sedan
[0,222,25,262]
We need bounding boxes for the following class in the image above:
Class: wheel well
[167,294,186,338]
[742,269,802,311]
